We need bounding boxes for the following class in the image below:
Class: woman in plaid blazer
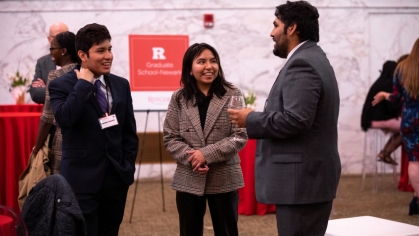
[32,31,78,174]
[163,43,247,236]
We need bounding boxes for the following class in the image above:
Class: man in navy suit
[49,23,138,236]
[228,1,340,235]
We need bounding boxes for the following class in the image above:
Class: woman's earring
[62,53,64,56]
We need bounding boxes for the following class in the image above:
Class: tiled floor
[119,175,419,236]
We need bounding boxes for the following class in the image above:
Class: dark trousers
[176,190,239,236]
[76,164,129,236]
[275,200,333,236]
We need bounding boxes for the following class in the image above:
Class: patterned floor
[119,175,419,236]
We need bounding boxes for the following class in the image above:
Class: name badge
[98,114,118,129]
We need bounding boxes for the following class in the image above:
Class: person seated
[361,60,402,165]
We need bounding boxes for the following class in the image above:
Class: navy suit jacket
[49,67,138,194]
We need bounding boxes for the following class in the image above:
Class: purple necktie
[94,80,108,114]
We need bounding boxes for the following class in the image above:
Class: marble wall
[0,0,418,175]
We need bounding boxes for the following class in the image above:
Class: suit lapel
[89,93,104,117]
[69,65,103,117]
[184,98,205,142]
[88,74,118,117]
[203,94,228,139]
[87,74,105,117]
[267,69,283,101]
[105,74,118,114]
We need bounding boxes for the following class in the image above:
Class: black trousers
[275,200,333,236]
[176,190,239,236]
[75,164,129,236]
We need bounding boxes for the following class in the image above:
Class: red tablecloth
[0,112,41,214]
[238,139,276,215]
[398,145,414,192]
[0,104,43,113]
[0,215,15,236]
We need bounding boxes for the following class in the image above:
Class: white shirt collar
[286,40,308,63]
[94,75,105,85]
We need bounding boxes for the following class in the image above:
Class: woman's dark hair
[275,1,320,43]
[55,31,77,63]
[75,23,111,60]
[176,43,233,106]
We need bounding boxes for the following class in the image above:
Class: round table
[0,111,41,214]
[0,215,15,236]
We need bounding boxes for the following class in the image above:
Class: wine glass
[228,95,245,141]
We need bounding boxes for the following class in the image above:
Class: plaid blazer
[163,85,247,195]
[42,63,76,174]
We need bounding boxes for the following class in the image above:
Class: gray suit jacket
[29,54,55,104]
[246,41,341,205]
[164,86,247,196]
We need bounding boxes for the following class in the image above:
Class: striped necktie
[94,80,107,114]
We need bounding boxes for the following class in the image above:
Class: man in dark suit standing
[49,23,138,236]
[30,22,68,104]
[228,1,341,235]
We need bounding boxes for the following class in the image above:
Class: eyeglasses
[49,47,62,52]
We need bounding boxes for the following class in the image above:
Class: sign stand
[129,110,167,223]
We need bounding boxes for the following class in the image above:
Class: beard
[272,36,288,59]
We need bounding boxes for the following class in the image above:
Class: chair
[361,129,398,193]
[0,205,28,236]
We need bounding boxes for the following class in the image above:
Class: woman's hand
[372,91,390,106]
[186,150,207,172]
[196,164,209,175]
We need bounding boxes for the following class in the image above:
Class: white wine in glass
[228,95,245,141]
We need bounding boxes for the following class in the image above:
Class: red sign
[129,35,189,91]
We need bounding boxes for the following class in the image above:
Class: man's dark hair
[75,23,111,59]
[275,1,320,43]
[55,31,78,63]
[176,43,233,106]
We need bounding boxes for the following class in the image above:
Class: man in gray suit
[29,22,68,104]
[228,1,341,235]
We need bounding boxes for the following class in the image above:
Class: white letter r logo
[152,47,166,60]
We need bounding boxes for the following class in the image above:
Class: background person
[372,38,419,216]
[361,60,402,165]
[29,22,69,104]
[32,31,78,174]
[49,23,138,235]
[228,1,341,235]
[163,43,247,236]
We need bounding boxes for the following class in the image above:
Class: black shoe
[377,151,398,165]
[409,197,419,215]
